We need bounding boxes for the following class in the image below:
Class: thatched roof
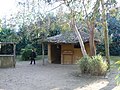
[0,42,16,44]
[45,30,93,44]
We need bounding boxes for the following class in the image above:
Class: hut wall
[60,43,93,64]
[48,43,52,63]
[0,55,15,68]
[85,43,90,55]
[61,44,74,64]
[0,42,16,68]
[73,48,82,64]
[48,42,96,64]
[61,44,74,51]
[73,43,92,64]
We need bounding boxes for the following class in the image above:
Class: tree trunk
[101,0,110,68]
[71,11,87,56]
[89,20,96,56]
[74,24,87,56]
[82,0,96,56]
[86,20,96,57]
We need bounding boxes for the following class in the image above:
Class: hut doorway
[51,44,61,64]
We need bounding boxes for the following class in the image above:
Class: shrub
[77,55,92,74]
[77,55,108,76]
[21,49,32,61]
[91,55,108,76]
[115,59,120,85]
[21,44,34,61]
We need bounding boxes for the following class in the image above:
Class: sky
[0,0,120,18]
[0,0,16,18]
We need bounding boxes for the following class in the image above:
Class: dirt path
[0,60,120,90]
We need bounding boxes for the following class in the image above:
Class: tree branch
[46,2,64,12]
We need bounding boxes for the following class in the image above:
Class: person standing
[30,49,36,64]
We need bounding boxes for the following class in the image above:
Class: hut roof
[0,42,16,44]
[45,30,95,44]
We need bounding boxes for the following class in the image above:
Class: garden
[0,0,120,90]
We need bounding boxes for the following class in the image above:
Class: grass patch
[16,55,48,61]
[16,55,21,61]
[109,56,120,68]
[110,56,120,85]
[110,56,120,62]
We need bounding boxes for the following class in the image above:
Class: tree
[70,9,87,56]
[3,0,117,64]
[0,28,20,42]
[100,0,110,67]
[44,0,101,57]
[82,0,100,56]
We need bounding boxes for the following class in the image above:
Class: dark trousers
[30,58,35,64]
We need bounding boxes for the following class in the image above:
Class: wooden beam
[13,44,16,67]
[0,42,16,44]
[42,43,45,65]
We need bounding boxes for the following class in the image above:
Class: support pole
[13,43,16,67]
[42,42,45,65]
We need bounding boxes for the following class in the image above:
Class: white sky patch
[117,0,120,7]
[0,0,120,18]
[0,0,16,18]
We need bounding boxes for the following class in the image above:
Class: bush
[115,60,120,85]
[77,55,92,74]
[21,44,34,61]
[21,49,32,61]
[77,55,108,76]
[91,55,108,76]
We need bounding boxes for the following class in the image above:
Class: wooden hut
[45,31,98,64]
[0,42,16,68]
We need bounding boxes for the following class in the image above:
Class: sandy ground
[0,60,120,90]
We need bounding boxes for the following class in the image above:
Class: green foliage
[16,37,30,55]
[115,74,120,85]
[107,17,120,36]
[108,56,120,85]
[62,23,71,32]
[110,56,120,62]
[0,28,20,42]
[90,55,108,76]
[21,44,33,61]
[109,43,120,56]
[77,55,92,74]
[48,23,61,37]
[97,41,120,56]
[25,44,34,49]
[0,28,2,32]
[96,43,105,55]
[77,55,108,76]
[96,16,120,56]
[114,57,120,85]
[108,17,120,56]
[21,49,32,61]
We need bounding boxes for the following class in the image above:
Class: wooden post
[42,42,45,65]
[13,43,16,67]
